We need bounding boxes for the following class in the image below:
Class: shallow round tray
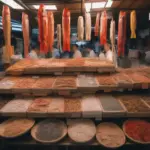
[68,119,96,143]
[96,122,126,149]
[0,118,35,138]
[31,119,67,143]
[123,120,150,144]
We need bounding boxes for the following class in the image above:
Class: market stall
[0,0,150,150]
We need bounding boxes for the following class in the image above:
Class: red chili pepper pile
[124,120,150,143]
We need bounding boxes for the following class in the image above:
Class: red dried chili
[124,120,150,143]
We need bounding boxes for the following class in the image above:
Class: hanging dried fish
[57,24,61,49]
[94,13,100,37]
[38,4,48,54]
[110,20,115,46]
[77,16,84,41]
[62,8,70,52]
[2,5,11,46]
[110,20,117,66]
[85,13,91,41]
[118,11,127,57]
[47,11,54,51]
[130,10,136,39]
[100,11,107,45]
[22,13,29,58]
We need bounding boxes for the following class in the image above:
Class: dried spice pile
[64,98,81,113]
[124,120,150,143]
[96,122,125,148]
[28,97,51,112]
[53,76,76,89]
[34,119,67,142]
[0,118,34,137]
[97,75,117,86]
[68,119,96,143]
[32,77,55,89]
[128,73,150,84]
[119,96,150,113]
[13,77,37,89]
[113,73,133,86]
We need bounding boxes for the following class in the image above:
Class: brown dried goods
[32,77,55,89]
[0,118,35,137]
[13,77,37,89]
[119,96,150,112]
[28,97,51,112]
[127,73,150,83]
[53,76,76,89]
[64,98,81,113]
[65,58,85,67]
[113,73,133,85]
[97,75,117,86]
[96,122,125,148]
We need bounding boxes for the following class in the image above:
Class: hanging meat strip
[38,4,48,54]
[110,20,115,46]
[118,11,127,57]
[77,16,84,41]
[130,10,136,39]
[94,13,100,37]
[2,5,11,46]
[22,13,29,58]
[57,24,61,49]
[100,11,107,45]
[110,20,116,65]
[62,8,70,52]
[47,11,54,51]
[85,13,91,41]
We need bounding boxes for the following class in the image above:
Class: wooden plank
[119,0,134,8]
[112,0,121,8]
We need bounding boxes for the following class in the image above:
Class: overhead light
[85,3,91,12]
[0,0,24,9]
[106,0,113,8]
[92,2,106,9]
[33,5,57,10]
